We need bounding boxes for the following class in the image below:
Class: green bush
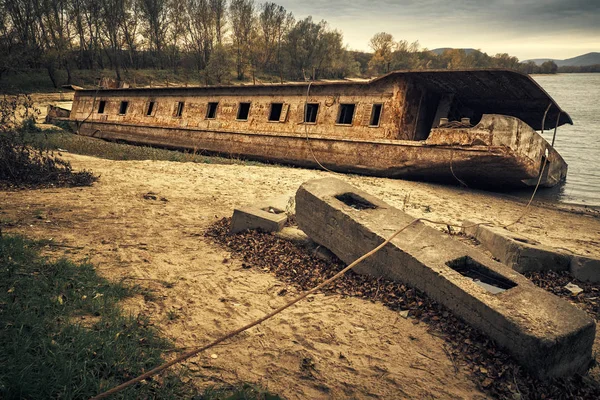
[0,94,97,189]
[0,131,97,189]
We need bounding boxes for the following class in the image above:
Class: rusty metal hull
[75,114,566,189]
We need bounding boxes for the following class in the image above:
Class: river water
[526,73,600,207]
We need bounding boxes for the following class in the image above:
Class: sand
[2,153,599,399]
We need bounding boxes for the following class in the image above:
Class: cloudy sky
[274,0,599,60]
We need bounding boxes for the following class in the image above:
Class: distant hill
[523,52,600,67]
[430,48,477,55]
[525,58,556,65]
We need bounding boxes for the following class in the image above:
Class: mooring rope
[91,218,423,399]
[303,81,337,174]
[76,80,101,135]
[92,94,564,399]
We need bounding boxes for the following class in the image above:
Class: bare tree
[229,0,254,80]
[139,0,169,68]
[122,0,142,69]
[210,0,226,45]
[99,0,127,80]
[258,1,290,76]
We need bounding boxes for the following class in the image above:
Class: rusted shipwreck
[69,69,571,188]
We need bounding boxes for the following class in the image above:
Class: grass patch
[0,69,208,94]
[26,128,266,166]
[200,383,283,400]
[0,68,287,95]
[0,234,194,399]
[0,234,283,399]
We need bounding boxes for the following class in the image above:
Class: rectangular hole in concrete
[335,193,378,210]
[447,256,517,294]
[261,207,284,214]
[513,237,535,244]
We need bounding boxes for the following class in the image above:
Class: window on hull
[337,104,356,125]
[206,102,218,119]
[146,101,156,116]
[97,101,106,114]
[237,102,251,121]
[269,103,283,121]
[304,103,319,123]
[119,101,128,115]
[173,101,184,117]
[369,104,383,127]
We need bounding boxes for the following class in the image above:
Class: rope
[91,217,422,399]
[504,110,562,228]
[93,192,560,399]
[92,93,564,400]
[303,82,337,174]
[449,151,468,188]
[76,80,101,135]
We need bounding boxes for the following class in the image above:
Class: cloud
[272,0,600,58]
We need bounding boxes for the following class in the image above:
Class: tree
[258,2,290,76]
[229,0,255,80]
[166,0,187,72]
[518,61,540,74]
[99,0,127,80]
[391,39,420,70]
[368,32,394,74]
[139,0,169,68]
[205,43,233,84]
[539,60,558,74]
[210,0,226,45]
[492,53,520,70]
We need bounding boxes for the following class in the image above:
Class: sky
[273,0,599,60]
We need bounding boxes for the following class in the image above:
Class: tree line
[0,0,588,89]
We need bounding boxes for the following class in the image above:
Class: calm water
[526,74,600,207]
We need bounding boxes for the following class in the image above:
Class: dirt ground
[2,153,599,399]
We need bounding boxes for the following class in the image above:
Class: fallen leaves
[205,218,600,399]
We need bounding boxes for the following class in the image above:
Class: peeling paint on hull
[68,70,571,189]
[75,117,564,189]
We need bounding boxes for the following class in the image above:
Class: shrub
[0,94,97,189]
[0,132,97,189]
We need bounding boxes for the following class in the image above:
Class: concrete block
[230,206,287,234]
[295,177,595,379]
[274,227,338,262]
[274,227,311,246]
[571,256,600,283]
[462,220,571,273]
[255,195,295,215]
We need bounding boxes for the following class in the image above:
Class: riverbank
[1,151,599,398]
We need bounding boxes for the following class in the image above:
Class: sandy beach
[1,153,599,399]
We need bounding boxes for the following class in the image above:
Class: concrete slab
[462,220,600,283]
[295,177,595,379]
[274,227,337,262]
[274,227,311,246]
[255,195,295,215]
[461,220,571,273]
[229,206,287,234]
[571,256,600,283]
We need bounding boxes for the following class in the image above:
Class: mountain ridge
[523,52,600,67]
[431,48,599,67]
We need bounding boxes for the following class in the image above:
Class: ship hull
[73,115,567,189]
